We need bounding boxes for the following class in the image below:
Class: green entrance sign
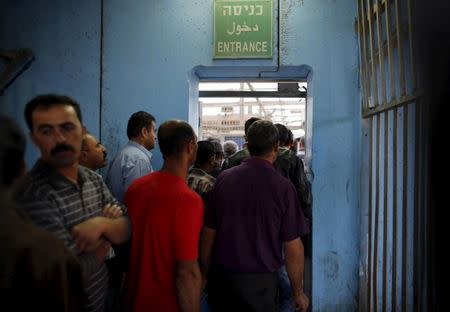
[213,0,273,59]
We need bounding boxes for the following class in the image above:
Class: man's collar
[127,140,153,159]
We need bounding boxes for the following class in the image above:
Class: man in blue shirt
[106,111,156,203]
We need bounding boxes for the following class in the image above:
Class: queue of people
[0,93,311,312]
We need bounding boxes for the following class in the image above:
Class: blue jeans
[201,290,211,312]
[278,265,295,312]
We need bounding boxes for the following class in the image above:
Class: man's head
[127,111,156,151]
[247,120,279,159]
[194,141,216,173]
[207,139,224,167]
[298,136,305,150]
[244,117,261,137]
[275,123,290,147]
[158,120,197,165]
[24,94,84,168]
[0,115,26,189]
[79,133,107,170]
[223,140,238,158]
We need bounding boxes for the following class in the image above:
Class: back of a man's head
[158,120,196,159]
[195,141,215,165]
[127,111,156,139]
[24,94,82,130]
[208,139,223,155]
[223,140,238,158]
[247,120,279,157]
[275,124,290,146]
[244,117,261,136]
[0,116,26,188]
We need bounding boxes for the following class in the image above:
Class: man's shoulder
[177,183,203,204]
[126,171,154,192]
[79,165,103,182]
[223,149,249,169]
[231,149,249,160]
[16,169,54,201]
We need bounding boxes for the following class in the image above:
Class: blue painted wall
[0,0,360,310]
[0,0,101,167]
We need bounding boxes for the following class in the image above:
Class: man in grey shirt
[16,94,131,312]
[106,111,156,202]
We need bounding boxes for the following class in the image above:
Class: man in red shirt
[124,120,203,312]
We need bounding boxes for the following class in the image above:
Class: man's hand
[102,203,123,219]
[72,217,105,252]
[293,291,309,312]
[94,239,112,265]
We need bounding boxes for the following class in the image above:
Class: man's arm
[174,194,204,310]
[176,260,202,312]
[284,238,309,312]
[123,158,151,192]
[18,191,105,281]
[290,155,312,220]
[71,216,130,251]
[199,226,216,279]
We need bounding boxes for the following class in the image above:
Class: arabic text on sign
[227,22,260,35]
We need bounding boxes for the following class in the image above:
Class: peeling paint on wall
[281,0,306,60]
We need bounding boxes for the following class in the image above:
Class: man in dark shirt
[201,120,309,312]
[274,124,312,220]
[274,124,313,311]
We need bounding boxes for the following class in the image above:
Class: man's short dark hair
[24,94,82,130]
[244,117,261,135]
[195,141,215,165]
[275,124,290,146]
[127,111,156,139]
[0,116,26,187]
[158,120,196,159]
[287,129,294,144]
[207,139,224,156]
[247,120,279,157]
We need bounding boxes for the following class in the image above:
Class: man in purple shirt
[200,120,310,312]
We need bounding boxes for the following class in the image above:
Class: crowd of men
[0,93,312,312]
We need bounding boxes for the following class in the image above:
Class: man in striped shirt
[16,94,131,312]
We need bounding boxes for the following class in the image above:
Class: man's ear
[141,127,148,137]
[186,139,195,154]
[273,143,279,153]
[209,155,216,166]
[79,150,88,161]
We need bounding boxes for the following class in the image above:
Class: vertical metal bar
[401,104,409,312]
[392,107,399,312]
[367,0,379,108]
[413,99,421,312]
[406,0,419,309]
[382,110,389,312]
[368,115,374,312]
[394,0,405,96]
[406,0,417,92]
[358,0,368,112]
[375,0,387,106]
[384,0,396,101]
[374,113,381,312]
